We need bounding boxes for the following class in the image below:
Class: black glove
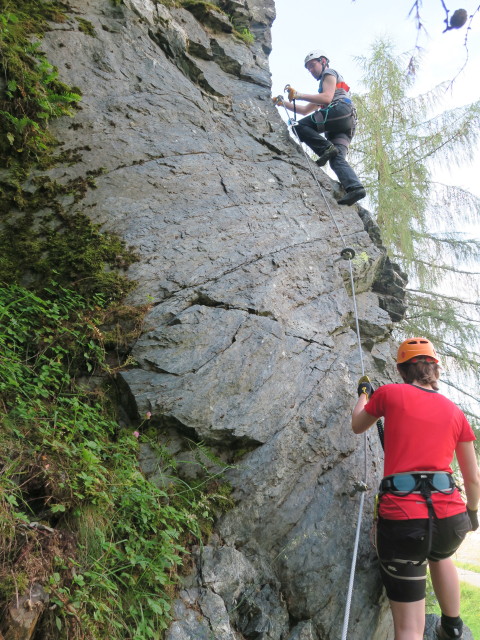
[357,376,374,399]
[467,507,479,531]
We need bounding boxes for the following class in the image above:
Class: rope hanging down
[277,100,372,640]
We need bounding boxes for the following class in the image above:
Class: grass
[426,571,480,638]
[458,583,480,637]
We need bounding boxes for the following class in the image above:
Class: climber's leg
[389,599,425,640]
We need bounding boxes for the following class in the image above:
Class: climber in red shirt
[352,337,480,640]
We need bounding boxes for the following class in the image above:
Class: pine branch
[461,408,480,427]
[408,289,480,307]
[442,378,480,404]
[436,339,480,363]
[392,123,477,176]
[406,302,480,325]
[393,255,480,275]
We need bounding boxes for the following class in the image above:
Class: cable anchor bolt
[350,480,369,497]
[340,247,356,261]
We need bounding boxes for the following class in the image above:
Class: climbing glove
[357,376,374,399]
[285,85,298,101]
[467,507,479,531]
[272,95,284,106]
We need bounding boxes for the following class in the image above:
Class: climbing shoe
[315,144,338,167]
[337,186,366,206]
[436,620,463,639]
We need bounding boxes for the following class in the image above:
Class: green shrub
[234,27,254,45]
[0,6,81,167]
[0,284,231,638]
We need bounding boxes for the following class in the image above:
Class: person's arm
[281,74,337,114]
[291,74,336,107]
[281,100,318,116]
[456,440,480,510]
[351,394,378,434]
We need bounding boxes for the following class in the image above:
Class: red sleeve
[364,385,386,418]
[457,410,476,442]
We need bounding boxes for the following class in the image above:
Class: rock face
[424,615,474,640]
[39,0,410,638]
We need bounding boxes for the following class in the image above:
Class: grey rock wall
[39,0,409,638]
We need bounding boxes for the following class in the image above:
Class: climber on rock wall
[273,50,366,206]
[351,337,480,640]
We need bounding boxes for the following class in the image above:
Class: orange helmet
[397,337,439,364]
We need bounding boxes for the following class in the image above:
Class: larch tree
[350,39,480,427]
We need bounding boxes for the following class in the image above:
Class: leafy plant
[0,7,81,166]
[234,27,254,45]
[0,284,233,638]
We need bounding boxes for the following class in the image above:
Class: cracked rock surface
[40,0,408,638]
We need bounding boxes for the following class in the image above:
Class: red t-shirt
[364,384,476,520]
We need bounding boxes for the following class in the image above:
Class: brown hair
[397,359,440,391]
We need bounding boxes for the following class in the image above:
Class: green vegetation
[0,284,233,637]
[0,1,135,302]
[457,582,480,637]
[75,17,96,36]
[234,27,254,45]
[0,5,81,167]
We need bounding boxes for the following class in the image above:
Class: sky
[269,0,480,197]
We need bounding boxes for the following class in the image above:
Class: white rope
[280,108,369,640]
[341,492,366,640]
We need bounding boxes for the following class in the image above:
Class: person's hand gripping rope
[357,375,374,399]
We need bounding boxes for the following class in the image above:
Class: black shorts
[376,512,471,602]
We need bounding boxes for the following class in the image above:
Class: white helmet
[304,50,329,67]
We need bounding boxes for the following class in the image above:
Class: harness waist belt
[330,98,352,106]
[380,471,456,497]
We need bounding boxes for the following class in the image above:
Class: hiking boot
[436,621,463,639]
[337,186,366,206]
[315,144,338,167]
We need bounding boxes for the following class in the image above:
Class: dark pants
[376,512,471,602]
[294,110,363,192]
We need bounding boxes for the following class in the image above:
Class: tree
[350,39,480,427]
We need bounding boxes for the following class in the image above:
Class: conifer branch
[442,379,480,404]
[407,289,479,307]
[393,255,480,275]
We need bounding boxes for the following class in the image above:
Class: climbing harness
[378,472,456,563]
[311,101,357,138]
[379,471,456,497]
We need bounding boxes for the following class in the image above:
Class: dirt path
[457,568,480,588]
[454,530,480,564]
